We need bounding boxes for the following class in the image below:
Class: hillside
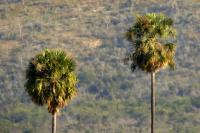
[0,0,200,133]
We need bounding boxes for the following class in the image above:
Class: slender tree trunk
[151,72,155,133]
[52,113,56,133]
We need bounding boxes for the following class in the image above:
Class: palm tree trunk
[151,72,155,133]
[52,113,56,133]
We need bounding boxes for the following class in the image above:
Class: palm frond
[25,49,78,114]
[125,13,177,72]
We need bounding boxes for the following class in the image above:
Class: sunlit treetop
[25,49,78,114]
[125,13,176,72]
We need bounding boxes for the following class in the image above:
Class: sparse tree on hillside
[125,13,176,133]
[25,49,78,133]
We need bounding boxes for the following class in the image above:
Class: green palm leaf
[125,13,176,72]
[25,49,78,114]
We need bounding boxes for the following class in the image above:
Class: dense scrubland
[0,0,199,133]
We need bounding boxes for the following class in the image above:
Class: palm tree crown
[25,49,78,115]
[125,13,176,72]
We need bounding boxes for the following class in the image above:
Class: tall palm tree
[25,49,78,133]
[125,13,176,133]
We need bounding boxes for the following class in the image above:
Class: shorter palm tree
[25,49,78,133]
